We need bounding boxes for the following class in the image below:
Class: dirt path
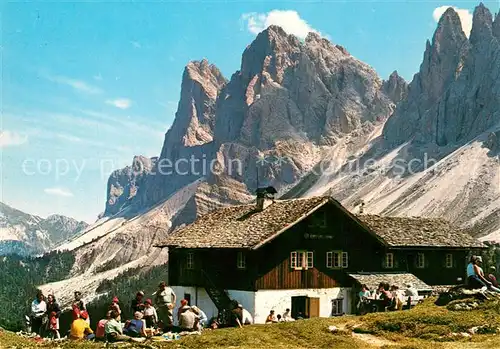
[351,332,396,347]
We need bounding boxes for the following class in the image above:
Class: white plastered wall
[253,288,351,324]
[170,286,255,324]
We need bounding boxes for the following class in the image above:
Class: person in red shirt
[109,296,121,321]
[95,311,112,340]
[487,266,499,288]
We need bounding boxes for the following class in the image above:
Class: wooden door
[307,297,320,318]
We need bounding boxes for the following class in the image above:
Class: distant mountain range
[0,202,88,256]
[36,3,500,307]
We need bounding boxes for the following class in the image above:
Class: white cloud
[44,187,74,197]
[106,98,132,109]
[433,6,473,37]
[240,10,323,40]
[44,74,103,94]
[93,73,103,81]
[0,130,28,147]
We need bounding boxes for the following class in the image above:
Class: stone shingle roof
[156,197,328,249]
[355,214,485,248]
[349,272,432,291]
[156,196,485,250]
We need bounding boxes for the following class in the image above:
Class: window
[445,254,453,268]
[385,253,394,268]
[326,251,348,269]
[186,252,194,270]
[237,251,246,269]
[331,299,344,316]
[291,251,313,270]
[416,253,425,269]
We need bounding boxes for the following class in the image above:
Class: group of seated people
[70,295,210,342]
[176,299,208,332]
[265,308,296,323]
[467,255,500,292]
[357,282,420,313]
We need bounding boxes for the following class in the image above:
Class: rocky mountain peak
[240,25,301,84]
[432,7,467,53]
[383,2,499,146]
[185,59,227,100]
[382,71,408,104]
[161,59,227,158]
[416,7,467,104]
[493,12,500,38]
[469,3,494,45]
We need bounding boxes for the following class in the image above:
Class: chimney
[256,186,277,211]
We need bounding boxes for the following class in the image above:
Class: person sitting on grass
[191,306,208,329]
[177,299,189,322]
[178,305,199,332]
[265,310,278,324]
[69,311,94,340]
[105,310,131,342]
[487,266,499,288]
[124,311,147,337]
[95,311,112,341]
[467,256,500,292]
[109,296,121,321]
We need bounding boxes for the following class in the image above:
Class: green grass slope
[1,297,499,349]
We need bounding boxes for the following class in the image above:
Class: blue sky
[1,1,499,223]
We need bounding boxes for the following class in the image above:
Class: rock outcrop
[104,156,157,216]
[382,71,408,104]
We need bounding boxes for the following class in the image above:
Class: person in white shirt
[404,283,419,298]
[232,304,253,327]
[241,307,253,325]
[143,299,158,328]
[31,290,47,335]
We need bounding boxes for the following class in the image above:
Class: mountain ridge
[0,202,88,256]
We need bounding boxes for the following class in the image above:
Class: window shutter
[342,252,348,268]
[290,252,297,269]
[307,251,314,269]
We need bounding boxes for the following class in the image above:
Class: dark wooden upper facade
[167,200,482,290]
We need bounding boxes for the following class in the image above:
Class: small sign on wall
[304,233,334,240]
